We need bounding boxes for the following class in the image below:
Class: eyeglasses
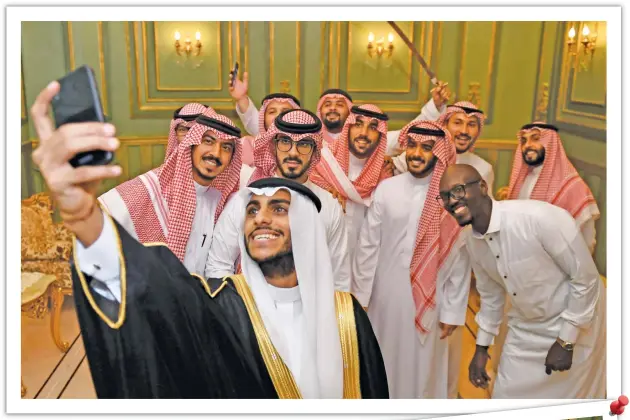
[274,134,316,155]
[436,179,481,206]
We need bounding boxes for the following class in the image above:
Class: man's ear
[479,179,488,196]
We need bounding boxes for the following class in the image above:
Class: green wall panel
[21,20,608,273]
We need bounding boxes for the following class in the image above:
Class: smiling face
[439,165,488,227]
[264,100,295,131]
[244,189,293,264]
[191,130,235,185]
[406,137,437,178]
[348,116,381,159]
[519,129,546,167]
[320,97,350,132]
[273,134,315,183]
[445,112,480,154]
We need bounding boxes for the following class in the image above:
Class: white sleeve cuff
[559,321,580,343]
[439,309,466,326]
[417,98,446,121]
[476,328,496,347]
[74,212,121,283]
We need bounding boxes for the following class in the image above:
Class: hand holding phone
[230,62,239,87]
[51,65,114,167]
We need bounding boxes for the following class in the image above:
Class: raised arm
[229,70,260,136]
[386,81,450,157]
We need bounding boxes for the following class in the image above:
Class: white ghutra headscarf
[237,180,343,399]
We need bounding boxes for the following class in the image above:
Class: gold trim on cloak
[334,291,362,399]
[227,275,363,399]
[228,274,303,399]
[72,207,127,329]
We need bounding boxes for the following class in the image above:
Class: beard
[454,135,474,154]
[406,155,437,178]
[276,155,310,180]
[323,118,342,131]
[348,136,378,159]
[522,147,546,166]
[192,165,217,182]
[192,154,222,182]
[245,238,295,279]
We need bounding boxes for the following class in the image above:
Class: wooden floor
[21,286,490,399]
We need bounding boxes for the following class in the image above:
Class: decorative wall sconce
[567,26,577,54]
[367,32,394,58]
[174,30,202,56]
[566,23,598,71]
[580,24,597,57]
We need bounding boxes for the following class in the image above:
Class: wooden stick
[387,21,438,86]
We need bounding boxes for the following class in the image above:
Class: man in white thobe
[439,164,605,399]
[491,122,603,384]
[205,109,350,291]
[98,109,243,275]
[310,104,393,263]
[507,122,600,253]
[353,120,471,399]
[393,101,495,197]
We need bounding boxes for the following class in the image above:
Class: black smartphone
[51,65,114,167]
[230,62,239,86]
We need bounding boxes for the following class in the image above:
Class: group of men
[28,65,605,400]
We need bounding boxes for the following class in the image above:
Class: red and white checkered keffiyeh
[507,123,600,224]
[258,97,300,134]
[310,104,391,200]
[165,103,212,160]
[248,109,324,184]
[437,101,486,152]
[316,93,353,146]
[398,120,462,335]
[116,109,242,262]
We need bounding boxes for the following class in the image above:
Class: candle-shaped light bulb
[368,32,375,43]
[568,27,576,40]
[195,31,201,41]
[388,33,394,43]
[174,31,181,41]
[582,24,590,37]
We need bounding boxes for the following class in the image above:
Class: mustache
[202,155,222,166]
[353,136,370,143]
[282,157,303,164]
[408,157,426,163]
[523,148,539,155]
[325,111,340,118]
[249,227,284,239]
[456,134,472,141]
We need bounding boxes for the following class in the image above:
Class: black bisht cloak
[71,218,269,398]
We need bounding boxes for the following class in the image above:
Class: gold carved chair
[21,192,73,353]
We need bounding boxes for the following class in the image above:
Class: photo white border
[6,4,622,417]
